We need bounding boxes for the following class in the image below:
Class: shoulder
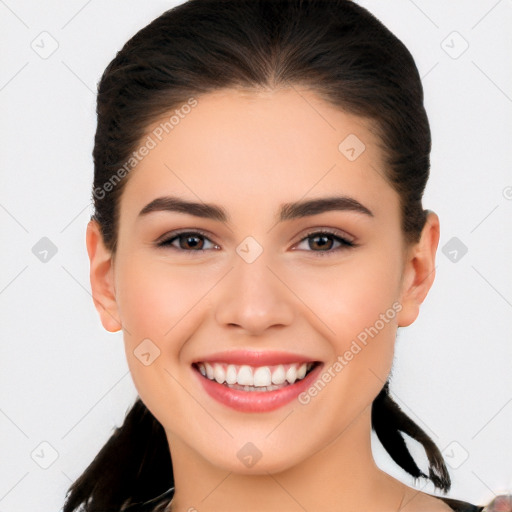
[480,495,512,512]
[400,490,455,512]
[440,494,512,512]
[120,487,174,512]
[400,488,482,512]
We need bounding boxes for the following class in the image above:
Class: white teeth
[271,365,286,385]
[286,366,297,384]
[226,364,237,385]
[197,361,316,389]
[253,367,272,387]
[296,363,307,380]
[237,365,253,386]
[205,362,214,380]
[214,365,225,384]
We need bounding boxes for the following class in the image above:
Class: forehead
[119,88,398,223]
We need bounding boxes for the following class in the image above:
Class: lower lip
[194,363,323,413]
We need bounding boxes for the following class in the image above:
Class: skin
[86,88,449,512]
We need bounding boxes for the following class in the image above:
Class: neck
[167,406,404,512]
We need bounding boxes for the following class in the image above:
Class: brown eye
[158,231,219,251]
[295,231,355,254]
[308,233,334,251]
[177,234,205,250]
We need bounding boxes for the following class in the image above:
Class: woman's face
[88,88,437,475]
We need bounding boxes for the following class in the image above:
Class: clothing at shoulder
[120,487,174,512]
[123,489,512,512]
[440,497,484,511]
[441,494,512,512]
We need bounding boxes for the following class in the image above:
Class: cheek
[289,255,401,424]
[290,250,402,347]
[113,257,209,419]
[114,257,212,342]
[113,255,225,402]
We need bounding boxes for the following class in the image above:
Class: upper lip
[193,350,318,366]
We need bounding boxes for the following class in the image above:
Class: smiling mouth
[193,361,319,392]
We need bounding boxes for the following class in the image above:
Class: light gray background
[1,1,511,511]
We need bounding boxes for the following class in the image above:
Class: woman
[63,1,509,511]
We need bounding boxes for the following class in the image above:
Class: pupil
[183,235,202,249]
[311,234,332,251]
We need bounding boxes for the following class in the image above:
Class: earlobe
[396,211,440,327]
[86,219,122,333]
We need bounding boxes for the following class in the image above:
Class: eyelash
[156,229,356,255]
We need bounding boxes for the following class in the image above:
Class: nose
[214,252,295,336]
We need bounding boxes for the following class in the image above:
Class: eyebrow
[138,195,374,223]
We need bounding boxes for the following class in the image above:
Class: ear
[85,219,122,332]
[396,211,440,327]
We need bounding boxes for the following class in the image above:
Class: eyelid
[155,227,212,243]
[294,227,356,245]
[155,227,357,253]
[155,229,219,250]
[288,230,356,257]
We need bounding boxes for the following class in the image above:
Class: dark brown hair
[64,1,449,510]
